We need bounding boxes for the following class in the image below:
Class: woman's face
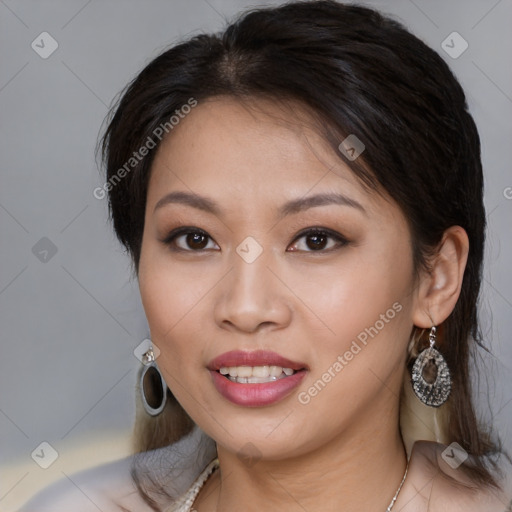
[138,97,418,459]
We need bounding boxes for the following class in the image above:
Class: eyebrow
[278,192,366,217]
[153,191,366,216]
[154,191,221,215]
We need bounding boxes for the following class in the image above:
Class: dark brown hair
[100,1,505,508]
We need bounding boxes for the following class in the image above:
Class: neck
[196,404,408,511]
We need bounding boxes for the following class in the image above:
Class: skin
[137,97,475,511]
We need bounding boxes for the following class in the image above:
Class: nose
[214,253,293,334]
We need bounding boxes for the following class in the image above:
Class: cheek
[288,241,413,350]
[139,241,206,331]
[137,245,222,373]
[138,268,206,404]
[294,258,413,425]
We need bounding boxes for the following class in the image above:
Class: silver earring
[411,326,451,407]
[140,347,168,416]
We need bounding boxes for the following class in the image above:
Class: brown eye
[186,232,209,249]
[288,228,348,252]
[162,228,219,252]
[305,233,328,250]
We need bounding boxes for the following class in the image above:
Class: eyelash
[161,226,349,253]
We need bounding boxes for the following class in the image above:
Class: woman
[20,1,512,510]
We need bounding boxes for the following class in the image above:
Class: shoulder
[19,426,217,512]
[397,440,512,512]
[18,454,155,512]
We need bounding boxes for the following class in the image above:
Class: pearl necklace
[174,457,409,512]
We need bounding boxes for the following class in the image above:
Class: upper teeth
[219,365,295,378]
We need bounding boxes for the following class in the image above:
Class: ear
[412,226,469,329]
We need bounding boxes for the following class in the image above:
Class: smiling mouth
[218,365,298,384]
[209,353,308,406]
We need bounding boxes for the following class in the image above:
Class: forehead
[146,96,389,216]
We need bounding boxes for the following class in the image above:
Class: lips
[208,350,307,371]
[207,350,308,407]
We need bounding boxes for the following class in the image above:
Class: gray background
[1,0,511,508]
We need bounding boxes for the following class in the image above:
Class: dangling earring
[140,347,168,416]
[411,326,451,407]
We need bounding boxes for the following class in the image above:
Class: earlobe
[412,226,469,328]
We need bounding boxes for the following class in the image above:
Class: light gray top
[19,426,216,512]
